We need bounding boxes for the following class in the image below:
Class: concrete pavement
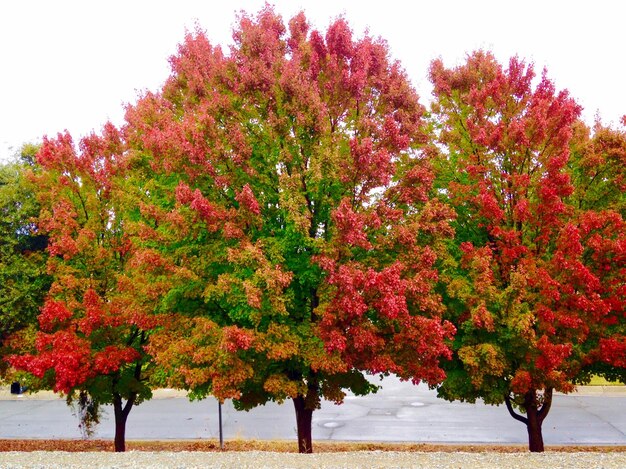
[1,377,624,444]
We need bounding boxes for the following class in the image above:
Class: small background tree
[0,144,50,379]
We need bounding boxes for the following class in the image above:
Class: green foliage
[0,145,50,377]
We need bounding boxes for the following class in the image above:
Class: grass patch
[588,376,623,386]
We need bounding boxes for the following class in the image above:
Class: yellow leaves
[446,276,471,300]
[75,227,96,253]
[211,358,255,401]
[204,273,237,301]
[148,316,258,400]
[209,241,293,317]
[278,171,311,235]
[259,323,299,360]
[546,371,575,394]
[320,381,347,405]
[263,374,306,401]
[458,343,506,389]
[507,307,536,341]
[179,365,211,389]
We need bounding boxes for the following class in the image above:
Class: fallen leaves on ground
[0,440,624,453]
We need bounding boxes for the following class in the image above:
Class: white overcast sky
[1,0,624,162]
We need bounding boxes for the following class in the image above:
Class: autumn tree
[7,127,179,451]
[430,51,626,452]
[126,7,454,453]
[0,145,50,377]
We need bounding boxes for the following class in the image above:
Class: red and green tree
[430,51,625,452]
[127,7,454,453]
[7,127,180,451]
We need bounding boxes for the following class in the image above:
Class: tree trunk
[112,393,135,452]
[526,408,544,452]
[504,388,553,453]
[293,395,314,454]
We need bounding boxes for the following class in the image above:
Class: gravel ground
[0,451,625,468]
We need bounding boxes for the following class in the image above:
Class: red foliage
[432,50,624,411]
[38,300,73,333]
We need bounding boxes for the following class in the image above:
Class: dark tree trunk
[526,408,544,452]
[293,394,314,454]
[505,388,553,453]
[112,392,136,452]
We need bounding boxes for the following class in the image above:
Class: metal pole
[218,401,224,450]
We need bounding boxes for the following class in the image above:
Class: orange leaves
[36,132,78,172]
[168,27,226,100]
[511,370,533,394]
[148,317,261,401]
[222,326,255,353]
[210,360,255,401]
[535,335,572,372]
[347,137,393,190]
[10,331,94,394]
[365,263,408,320]
[432,51,581,255]
[189,189,221,227]
[459,243,496,296]
[471,303,495,332]
[129,248,170,274]
[11,119,166,404]
[243,280,263,309]
[324,263,368,321]
[78,289,104,335]
[392,164,435,205]
[319,254,452,384]
[41,199,80,260]
[258,323,299,361]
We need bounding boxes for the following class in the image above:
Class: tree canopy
[2,7,624,455]
[125,7,455,453]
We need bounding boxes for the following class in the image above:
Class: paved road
[1,376,624,445]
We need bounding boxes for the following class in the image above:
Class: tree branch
[504,393,528,424]
[538,387,553,424]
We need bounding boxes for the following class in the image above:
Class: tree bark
[504,388,553,453]
[293,394,314,453]
[526,407,544,453]
[112,392,136,452]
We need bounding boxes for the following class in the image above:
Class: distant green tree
[0,144,50,377]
